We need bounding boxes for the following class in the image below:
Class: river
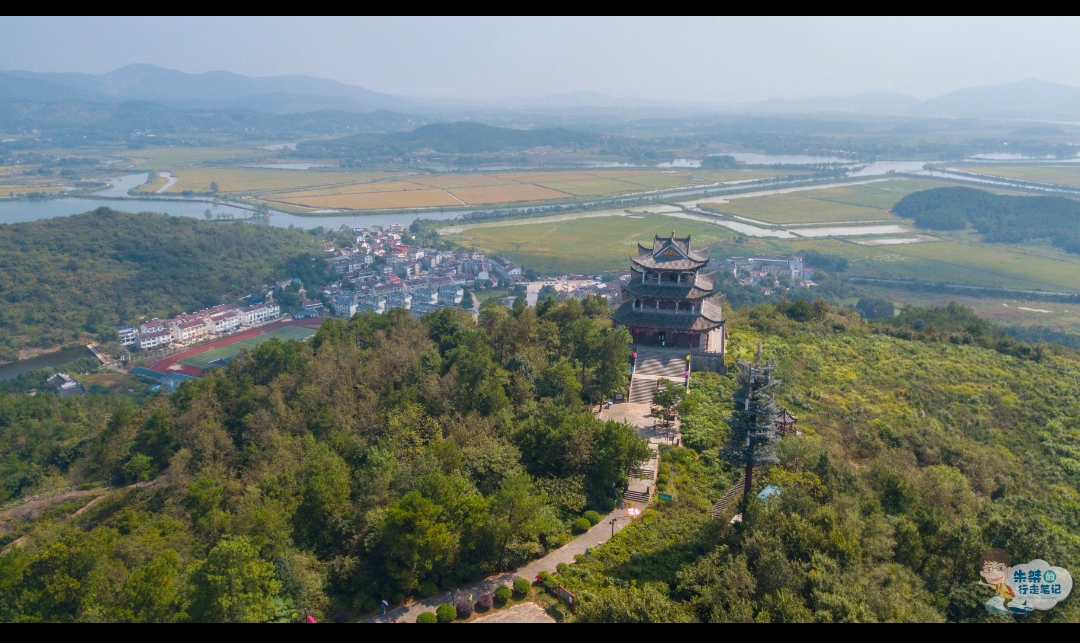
[0,346,94,381]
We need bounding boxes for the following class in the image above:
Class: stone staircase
[709,475,747,520]
[622,444,659,505]
[628,346,689,404]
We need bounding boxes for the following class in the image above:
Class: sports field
[178,325,316,369]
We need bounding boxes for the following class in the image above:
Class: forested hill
[893,186,1080,254]
[0,209,325,361]
[0,300,645,622]
[560,303,1080,623]
[2,299,1079,622]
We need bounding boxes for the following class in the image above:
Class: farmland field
[122,147,271,168]
[953,164,1080,188]
[449,183,571,204]
[154,167,388,194]
[178,325,316,369]
[268,189,462,210]
[123,164,808,211]
[788,236,1080,292]
[447,212,736,274]
[697,178,956,224]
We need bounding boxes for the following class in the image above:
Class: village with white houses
[112,220,816,360]
[116,299,283,351]
[317,223,625,318]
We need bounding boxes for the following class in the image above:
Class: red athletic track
[144,318,325,377]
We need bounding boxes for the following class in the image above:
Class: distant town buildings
[724,255,814,288]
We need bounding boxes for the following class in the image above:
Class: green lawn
[180,325,316,369]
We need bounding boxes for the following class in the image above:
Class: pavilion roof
[631,231,709,270]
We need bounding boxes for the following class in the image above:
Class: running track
[145,318,326,377]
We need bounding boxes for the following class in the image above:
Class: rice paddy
[137,165,807,211]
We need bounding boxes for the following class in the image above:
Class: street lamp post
[610,517,618,537]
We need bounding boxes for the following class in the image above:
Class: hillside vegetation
[0,209,326,361]
[0,299,646,621]
[552,303,1080,622]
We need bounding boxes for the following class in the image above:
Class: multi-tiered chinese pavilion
[612,232,725,352]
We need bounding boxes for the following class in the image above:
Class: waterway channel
[0,346,94,381]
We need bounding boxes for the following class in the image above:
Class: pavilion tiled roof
[623,272,716,299]
[610,297,724,331]
[630,232,709,270]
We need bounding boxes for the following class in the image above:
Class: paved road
[474,602,555,623]
[367,507,633,623]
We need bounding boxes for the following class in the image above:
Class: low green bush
[417,580,438,597]
[571,517,591,534]
[556,562,569,575]
[546,532,568,549]
[512,577,531,596]
[494,586,512,604]
[583,510,601,525]
[416,612,437,623]
[436,603,456,623]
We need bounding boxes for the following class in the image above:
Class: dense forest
[0,298,648,621]
[554,303,1080,623]
[0,209,327,361]
[3,296,1079,621]
[893,186,1080,254]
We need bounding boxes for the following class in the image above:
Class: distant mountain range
[0,64,411,114]
[3,64,1080,121]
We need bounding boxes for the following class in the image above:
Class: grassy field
[953,164,1080,188]
[179,325,316,369]
[447,212,737,274]
[786,235,1080,292]
[698,178,956,224]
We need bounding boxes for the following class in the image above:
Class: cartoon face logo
[981,560,1008,585]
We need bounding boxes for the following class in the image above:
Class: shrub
[476,594,493,611]
[494,586,512,604]
[583,510,601,526]
[546,532,568,549]
[436,603,456,623]
[512,577,531,596]
[418,580,438,597]
[455,597,474,619]
[556,562,569,575]
[416,612,437,623]
[538,570,558,594]
[571,517,591,534]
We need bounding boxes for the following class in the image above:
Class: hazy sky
[3,16,1080,102]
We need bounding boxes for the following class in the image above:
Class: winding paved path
[367,401,670,623]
